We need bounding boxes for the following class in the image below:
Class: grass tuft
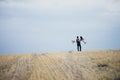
[97,63,108,67]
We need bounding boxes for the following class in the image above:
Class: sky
[0,0,120,54]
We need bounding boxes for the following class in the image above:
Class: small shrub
[97,63,108,67]
[68,51,73,53]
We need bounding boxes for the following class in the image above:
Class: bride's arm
[82,40,86,44]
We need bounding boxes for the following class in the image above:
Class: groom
[76,36,81,51]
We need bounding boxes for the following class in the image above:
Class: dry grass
[0,50,120,80]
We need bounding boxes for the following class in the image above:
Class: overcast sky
[0,0,120,54]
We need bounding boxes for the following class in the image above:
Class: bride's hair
[80,36,83,40]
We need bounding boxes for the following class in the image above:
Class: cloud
[0,0,120,53]
[0,0,120,15]
[0,0,120,30]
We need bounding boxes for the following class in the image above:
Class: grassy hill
[0,50,120,80]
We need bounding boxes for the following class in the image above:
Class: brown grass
[0,50,120,80]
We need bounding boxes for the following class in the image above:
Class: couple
[72,36,86,51]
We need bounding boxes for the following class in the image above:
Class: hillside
[0,50,120,80]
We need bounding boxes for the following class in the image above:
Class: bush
[97,63,108,67]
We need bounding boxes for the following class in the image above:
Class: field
[0,50,120,80]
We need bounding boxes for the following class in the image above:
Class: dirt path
[1,50,120,80]
[0,53,88,80]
